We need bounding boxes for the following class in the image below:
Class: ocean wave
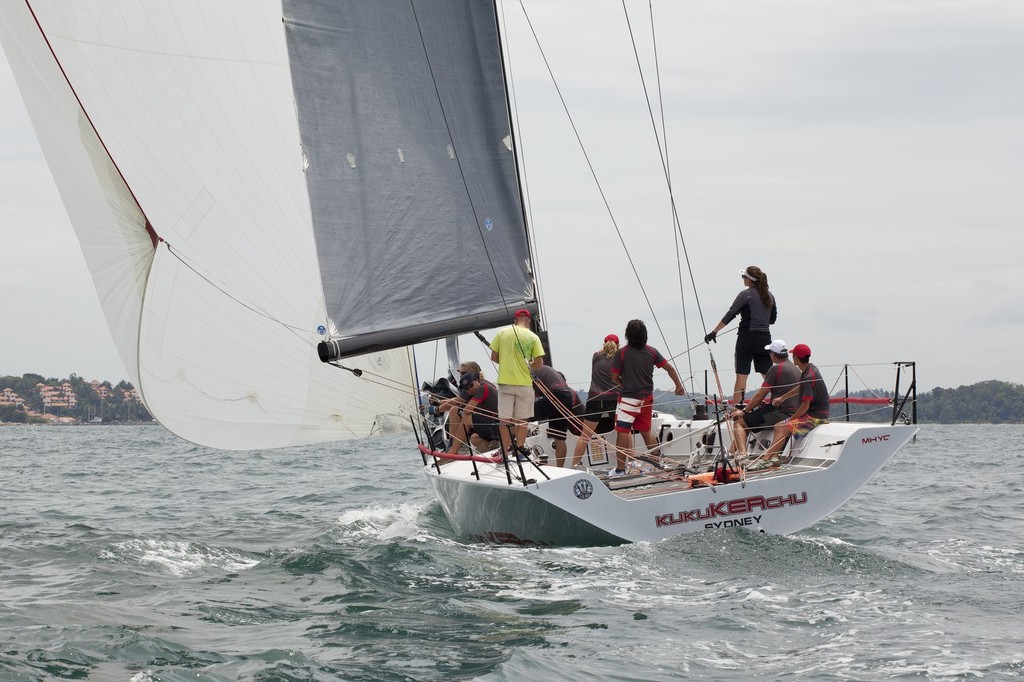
[924,538,1024,573]
[334,502,433,543]
[98,538,260,576]
[5,422,1024,680]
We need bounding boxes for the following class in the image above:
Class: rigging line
[460,398,553,432]
[616,1,677,370]
[620,1,709,337]
[165,240,415,390]
[406,349,426,415]
[470,332,502,379]
[827,372,844,398]
[517,0,665,341]
[665,326,735,365]
[408,1,522,325]
[532,377,589,434]
[647,0,693,385]
[643,0,692,382]
[326,358,420,395]
[622,2,715,408]
[849,366,890,399]
[500,0,547,327]
[163,242,309,338]
[432,339,440,385]
[820,362,898,369]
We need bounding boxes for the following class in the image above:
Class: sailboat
[1,0,917,546]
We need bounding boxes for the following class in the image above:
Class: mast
[491,0,550,364]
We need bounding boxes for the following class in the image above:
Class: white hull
[422,417,918,546]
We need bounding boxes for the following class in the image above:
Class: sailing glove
[704,331,717,344]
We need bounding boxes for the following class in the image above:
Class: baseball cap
[458,372,479,390]
[513,308,531,320]
[604,334,619,344]
[765,339,788,355]
[791,343,811,360]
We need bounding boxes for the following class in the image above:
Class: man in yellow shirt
[489,308,545,458]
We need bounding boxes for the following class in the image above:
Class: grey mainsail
[284,0,535,359]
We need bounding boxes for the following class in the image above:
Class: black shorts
[471,420,500,442]
[534,396,581,440]
[581,398,617,433]
[735,330,772,376]
[743,404,789,429]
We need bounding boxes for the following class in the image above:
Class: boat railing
[411,416,550,486]
[890,361,917,426]
[831,361,917,426]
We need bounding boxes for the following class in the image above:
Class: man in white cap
[728,339,801,457]
[755,342,830,465]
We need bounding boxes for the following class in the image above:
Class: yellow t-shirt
[489,324,545,386]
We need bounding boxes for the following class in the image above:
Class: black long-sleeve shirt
[721,288,777,333]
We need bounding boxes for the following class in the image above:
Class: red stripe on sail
[23,0,159,248]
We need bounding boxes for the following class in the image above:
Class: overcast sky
[3,1,1023,398]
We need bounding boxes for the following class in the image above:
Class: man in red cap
[755,342,830,466]
[489,308,545,458]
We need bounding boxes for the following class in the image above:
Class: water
[1,424,1022,681]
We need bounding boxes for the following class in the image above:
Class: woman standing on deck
[704,266,778,407]
[569,334,621,469]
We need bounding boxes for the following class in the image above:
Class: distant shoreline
[0,421,157,427]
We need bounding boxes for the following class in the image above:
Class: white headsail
[1,1,533,449]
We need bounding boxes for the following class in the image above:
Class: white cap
[765,339,788,355]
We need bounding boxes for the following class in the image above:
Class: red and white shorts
[615,395,653,433]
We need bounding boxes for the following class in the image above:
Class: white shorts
[498,384,534,421]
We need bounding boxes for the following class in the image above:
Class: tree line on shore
[0,373,152,424]
[651,379,1023,424]
[3,373,1022,425]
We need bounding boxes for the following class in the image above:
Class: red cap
[513,308,531,320]
[791,343,811,360]
[604,334,619,344]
